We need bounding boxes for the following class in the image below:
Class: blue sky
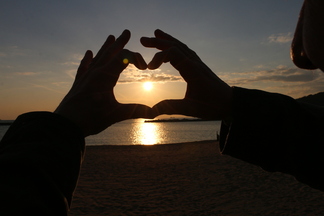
[1,0,323,119]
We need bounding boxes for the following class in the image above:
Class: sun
[143,82,153,91]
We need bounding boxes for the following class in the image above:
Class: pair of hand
[55,29,233,136]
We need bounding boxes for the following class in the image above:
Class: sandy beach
[69,141,324,216]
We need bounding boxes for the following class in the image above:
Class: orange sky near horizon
[2,0,324,120]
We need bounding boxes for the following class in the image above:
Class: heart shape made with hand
[55,29,232,136]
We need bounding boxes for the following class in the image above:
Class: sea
[0,119,221,146]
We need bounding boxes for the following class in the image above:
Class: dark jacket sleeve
[0,112,85,216]
[220,87,324,191]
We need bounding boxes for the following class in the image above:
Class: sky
[1,0,324,120]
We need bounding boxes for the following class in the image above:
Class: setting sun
[143,82,153,91]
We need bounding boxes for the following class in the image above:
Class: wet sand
[69,141,324,215]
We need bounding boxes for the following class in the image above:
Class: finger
[118,104,156,120]
[140,29,181,47]
[100,49,148,87]
[148,48,213,85]
[141,31,199,60]
[141,30,186,50]
[154,29,184,45]
[111,29,131,53]
[91,35,115,66]
[147,51,164,69]
[92,30,130,66]
[76,50,93,79]
[140,37,176,50]
[155,29,200,59]
[152,99,195,117]
[147,48,186,70]
[153,99,219,120]
[147,47,203,84]
[107,49,148,75]
[96,30,131,67]
[128,51,147,70]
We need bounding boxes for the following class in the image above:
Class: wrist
[54,99,88,137]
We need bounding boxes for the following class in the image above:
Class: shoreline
[69,141,324,215]
[0,123,12,126]
[85,139,217,146]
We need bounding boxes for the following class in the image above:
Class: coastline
[69,141,324,215]
[144,118,218,123]
[0,122,13,126]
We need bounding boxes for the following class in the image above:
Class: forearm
[0,112,85,215]
[220,87,324,191]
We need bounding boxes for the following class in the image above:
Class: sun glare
[143,82,153,91]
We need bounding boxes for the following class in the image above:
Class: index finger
[96,30,131,66]
[140,37,176,50]
[91,35,116,67]
[141,30,199,60]
[153,99,220,120]
[154,29,185,45]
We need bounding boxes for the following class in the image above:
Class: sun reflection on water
[84,119,220,146]
[135,121,162,145]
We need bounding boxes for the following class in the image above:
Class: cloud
[61,62,184,82]
[268,33,293,44]
[61,61,80,66]
[253,64,266,69]
[31,84,66,94]
[14,72,40,76]
[61,54,84,79]
[65,69,77,79]
[117,65,183,84]
[61,54,83,67]
[2,46,27,57]
[220,65,324,98]
[226,66,321,86]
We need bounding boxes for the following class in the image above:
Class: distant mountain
[0,120,14,125]
[144,118,215,123]
[296,92,324,106]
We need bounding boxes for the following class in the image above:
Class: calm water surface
[0,120,221,145]
[86,119,221,145]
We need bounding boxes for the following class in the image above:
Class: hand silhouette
[55,30,154,136]
[141,29,233,120]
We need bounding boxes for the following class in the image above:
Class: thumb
[118,104,156,121]
[153,99,195,117]
[153,99,220,120]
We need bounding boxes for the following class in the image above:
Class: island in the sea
[144,118,217,123]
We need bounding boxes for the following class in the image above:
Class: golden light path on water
[83,119,221,146]
[133,121,161,145]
